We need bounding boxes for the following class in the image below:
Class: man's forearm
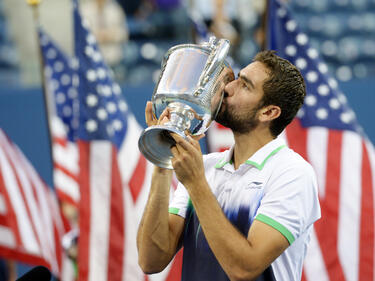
[137,167,176,273]
[186,180,264,281]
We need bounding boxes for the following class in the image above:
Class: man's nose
[224,80,236,97]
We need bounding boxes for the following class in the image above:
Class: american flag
[73,1,184,278]
[209,0,375,280]
[73,0,143,279]
[38,28,80,208]
[0,129,65,276]
[268,0,374,280]
[38,0,183,279]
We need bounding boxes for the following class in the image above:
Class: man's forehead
[242,61,269,75]
[240,61,270,85]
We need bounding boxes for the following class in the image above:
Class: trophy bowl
[138,37,233,169]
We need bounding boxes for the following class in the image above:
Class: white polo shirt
[169,137,321,281]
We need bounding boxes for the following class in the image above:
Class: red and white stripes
[285,119,375,281]
[51,111,183,281]
[0,129,65,276]
[207,122,234,152]
[78,141,125,281]
[51,117,79,206]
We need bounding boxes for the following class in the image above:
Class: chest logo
[246,181,263,189]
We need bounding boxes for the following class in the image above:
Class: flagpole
[27,0,55,187]
[259,0,269,51]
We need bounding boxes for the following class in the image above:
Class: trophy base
[138,125,186,169]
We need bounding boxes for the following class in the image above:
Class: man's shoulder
[273,146,315,174]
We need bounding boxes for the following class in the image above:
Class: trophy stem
[165,102,195,133]
[138,102,195,169]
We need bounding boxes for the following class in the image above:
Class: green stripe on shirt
[169,207,180,215]
[255,213,295,244]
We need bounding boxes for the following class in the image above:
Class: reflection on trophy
[138,37,233,169]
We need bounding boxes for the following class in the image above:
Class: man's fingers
[170,133,184,143]
[145,103,172,127]
[171,132,202,149]
[145,101,155,126]
[170,145,180,157]
[182,129,205,142]
[170,134,186,152]
[170,133,195,152]
[187,135,202,151]
[158,108,170,125]
[192,133,205,141]
[183,131,204,150]
[159,116,169,125]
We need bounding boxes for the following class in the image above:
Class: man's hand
[145,101,206,179]
[145,101,170,127]
[170,133,206,189]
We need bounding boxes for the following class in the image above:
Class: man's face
[215,61,269,134]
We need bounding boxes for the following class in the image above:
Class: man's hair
[254,50,306,137]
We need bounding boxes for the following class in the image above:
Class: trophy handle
[196,38,230,94]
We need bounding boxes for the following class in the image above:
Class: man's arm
[170,135,289,281]
[136,167,185,274]
[137,101,185,273]
[188,179,289,281]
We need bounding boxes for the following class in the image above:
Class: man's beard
[215,103,260,134]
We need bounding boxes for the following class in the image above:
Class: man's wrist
[185,178,209,196]
[153,166,173,177]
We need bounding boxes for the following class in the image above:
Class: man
[137,51,321,281]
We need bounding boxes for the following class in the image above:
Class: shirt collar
[214,146,235,169]
[215,137,286,170]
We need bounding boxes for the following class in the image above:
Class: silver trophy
[138,37,232,169]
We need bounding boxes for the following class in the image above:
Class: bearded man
[137,51,321,281]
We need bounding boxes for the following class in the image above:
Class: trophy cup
[138,37,232,169]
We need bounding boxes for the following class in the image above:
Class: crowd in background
[0,0,374,87]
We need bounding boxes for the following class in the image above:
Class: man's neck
[232,127,275,170]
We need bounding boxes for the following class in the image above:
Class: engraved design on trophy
[138,37,232,169]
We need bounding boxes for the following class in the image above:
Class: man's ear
[258,105,281,122]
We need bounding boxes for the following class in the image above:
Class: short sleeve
[255,163,321,245]
[169,181,190,218]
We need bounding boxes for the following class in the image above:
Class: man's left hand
[170,133,205,189]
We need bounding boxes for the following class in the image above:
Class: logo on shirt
[246,181,263,189]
